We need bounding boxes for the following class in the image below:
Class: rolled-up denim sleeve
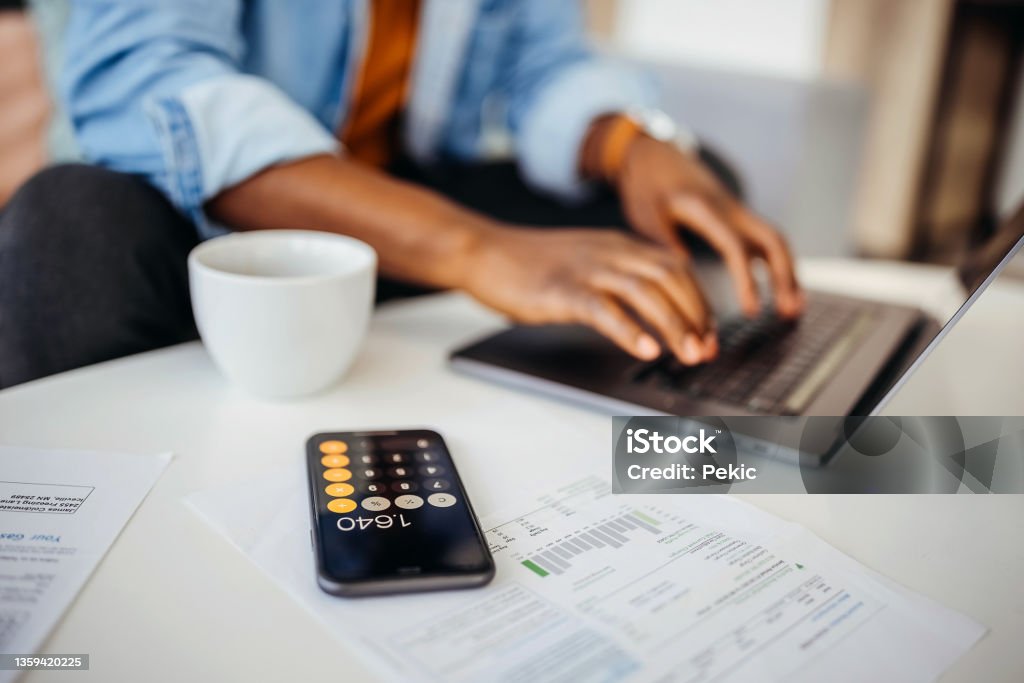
[504,1,657,202]
[62,0,339,236]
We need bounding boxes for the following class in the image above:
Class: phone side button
[309,529,314,549]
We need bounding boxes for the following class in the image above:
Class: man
[0,0,802,388]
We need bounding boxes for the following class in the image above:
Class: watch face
[644,109,678,142]
[629,108,698,151]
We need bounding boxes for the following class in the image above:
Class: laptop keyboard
[630,299,874,414]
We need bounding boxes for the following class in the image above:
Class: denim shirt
[48,0,657,238]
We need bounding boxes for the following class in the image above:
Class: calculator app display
[307,430,492,586]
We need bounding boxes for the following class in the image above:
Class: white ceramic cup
[188,230,376,399]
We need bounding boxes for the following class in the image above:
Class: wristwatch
[624,107,700,155]
[593,108,701,183]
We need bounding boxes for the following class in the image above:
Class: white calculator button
[361,496,391,512]
[395,495,424,510]
[427,493,457,508]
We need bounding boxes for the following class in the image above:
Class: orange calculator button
[325,482,355,497]
[320,454,350,468]
[319,440,348,454]
[322,468,352,482]
[327,498,357,514]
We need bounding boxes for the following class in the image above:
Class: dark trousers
[0,152,741,388]
[0,166,199,388]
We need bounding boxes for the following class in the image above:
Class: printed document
[189,467,985,682]
[0,447,170,681]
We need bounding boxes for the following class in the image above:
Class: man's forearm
[206,154,496,290]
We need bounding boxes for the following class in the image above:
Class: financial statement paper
[188,465,984,683]
[0,447,170,682]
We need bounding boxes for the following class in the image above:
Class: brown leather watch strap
[597,115,643,183]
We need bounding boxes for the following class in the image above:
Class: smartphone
[306,428,495,596]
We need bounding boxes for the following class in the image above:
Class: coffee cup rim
[188,230,377,286]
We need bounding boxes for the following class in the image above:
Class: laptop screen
[873,203,1024,413]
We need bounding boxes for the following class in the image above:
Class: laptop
[450,207,1024,433]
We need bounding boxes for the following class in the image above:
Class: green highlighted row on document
[521,510,661,577]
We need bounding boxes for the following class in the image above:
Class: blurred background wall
[597,0,832,79]
[588,0,1023,263]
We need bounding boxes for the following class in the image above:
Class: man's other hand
[465,228,717,365]
[614,134,803,319]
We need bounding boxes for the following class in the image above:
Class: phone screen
[307,429,494,594]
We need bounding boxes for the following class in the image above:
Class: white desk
[1,259,1022,682]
